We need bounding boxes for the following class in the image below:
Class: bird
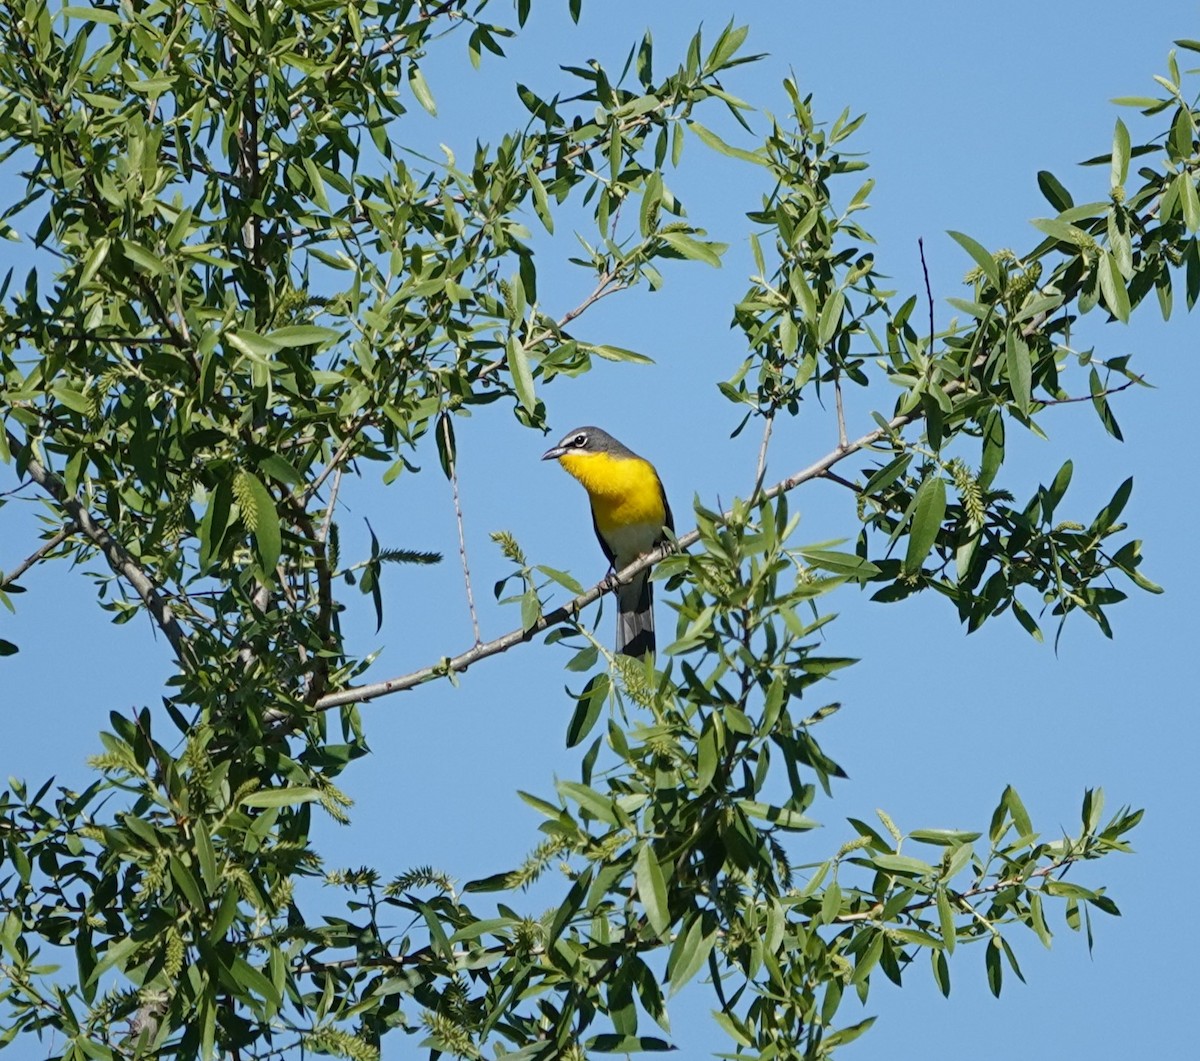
[541,426,674,657]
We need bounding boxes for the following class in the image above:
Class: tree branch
[1,523,76,588]
[7,431,193,668]
[749,410,774,502]
[313,397,930,711]
[919,236,934,356]
[833,374,848,451]
[476,268,626,382]
[443,414,481,644]
[1040,376,1145,405]
[835,854,1077,924]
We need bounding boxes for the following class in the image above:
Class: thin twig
[819,470,860,493]
[1,523,76,587]
[918,236,935,356]
[297,420,367,508]
[750,410,775,502]
[476,269,624,381]
[1040,376,1145,405]
[9,431,193,668]
[443,413,481,644]
[320,465,343,547]
[834,375,848,451]
[834,856,1074,924]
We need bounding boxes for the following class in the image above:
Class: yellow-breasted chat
[542,426,674,657]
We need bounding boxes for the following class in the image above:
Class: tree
[0,1,1188,1057]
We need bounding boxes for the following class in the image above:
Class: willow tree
[0,2,1186,1057]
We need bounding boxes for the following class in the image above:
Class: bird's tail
[616,572,655,657]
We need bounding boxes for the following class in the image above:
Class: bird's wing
[659,475,675,536]
[590,505,617,567]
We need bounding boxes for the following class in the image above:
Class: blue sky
[2,1,1198,1057]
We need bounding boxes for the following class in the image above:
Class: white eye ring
[573,434,587,447]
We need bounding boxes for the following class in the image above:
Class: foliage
[0,0,1190,1057]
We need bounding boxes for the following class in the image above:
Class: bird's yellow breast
[558,451,666,536]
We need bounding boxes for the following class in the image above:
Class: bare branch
[477,268,626,382]
[320,465,343,548]
[296,419,368,508]
[1040,376,1145,405]
[834,375,848,451]
[750,411,774,502]
[918,236,934,356]
[8,432,193,668]
[443,413,481,644]
[819,469,860,493]
[2,523,76,587]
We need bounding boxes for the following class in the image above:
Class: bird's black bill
[541,446,566,461]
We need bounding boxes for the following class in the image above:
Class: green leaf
[666,912,716,993]
[937,887,956,953]
[565,673,609,748]
[1005,329,1032,414]
[705,20,749,72]
[820,880,842,925]
[818,289,845,347]
[1030,216,1092,248]
[231,956,282,1010]
[1111,118,1131,188]
[1178,170,1200,232]
[415,899,451,960]
[240,472,281,577]
[266,324,340,348]
[517,790,565,820]
[1098,251,1131,322]
[168,855,204,909]
[588,344,654,364]
[51,383,90,414]
[240,787,322,808]
[696,715,720,790]
[903,473,946,575]
[871,853,935,877]
[738,800,818,831]
[535,564,585,594]
[258,454,303,487]
[407,64,437,115]
[1036,170,1074,211]
[947,230,999,288]
[985,936,1003,997]
[198,480,233,572]
[587,1035,674,1054]
[824,1017,877,1049]
[227,329,282,359]
[798,547,880,580]
[86,935,140,987]
[909,828,982,846]
[687,120,764,165]
[980,411,1005,488]
[635,844,670,935]
[711,1008,752,1047]
[556,780,618,824]
[60,5,122,24]
[1004,785,1033,836]
[658,231,724,267]
[507,335,536,412]
[526,165,554,234]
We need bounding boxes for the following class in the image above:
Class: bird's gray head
[540,426,636,461]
